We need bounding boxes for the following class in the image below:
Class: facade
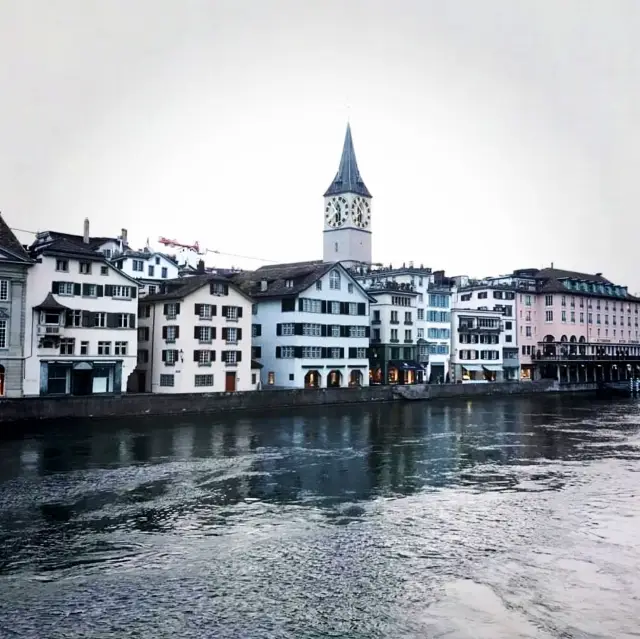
[368,283,423,385]
[232,261,372,389]
[425,271,455,382]
[111,248,179,297]
[0,215,33,397]
[454,278,519,380]
[513,267,640,383]
[322,124,373,266]
[24,235,139,396]
[450,308,505,382]
[135,275,254,393]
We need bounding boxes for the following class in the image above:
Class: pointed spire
[324,123,371,198]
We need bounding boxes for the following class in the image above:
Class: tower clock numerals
[325,196,349,228]
[351,196,371,228]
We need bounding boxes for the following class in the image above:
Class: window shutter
[195,303,201,315]
[294,346,302,358]
[194,326,199,339]
[82,283,90,296]
[349,347,356,359]
[221,306,229,317]
[276,324,282,336]
[321,301,327,313]
[298,298,304,311]
[321,347,327,359]
[105,285,113,296]
[73,283,81,296]
[294,323,303,336]
[357,303,366,315]
[339,348,344,358]
[223,284,229,295]
[236,351,242,363]
[340,302,347,315]
[51,281,59,294]
[257,324,262,336]
[211,350,216,361]
[129,314,136,329]
[365,326,370,337]
[65,311,73,327]
[82,311,90,327]
[276,346,281,358]
[212,305,217,316]
[144,327,150,340]
[237,307,243,318]
[131,287,137,299]
[340,325,348,337]
[162,326,167,339]
[96,285,103,297]
[222,327,228,340]
[174,325,179,338]
[321,325,327,337]
[175,303,181,315]
[281,299,295,312]
[194,350,200,362]
[221,351,228,362]
[212,327,217,339]
[161,350,167,362]
[237,328,242,340]
[163,304,168,315]
[254,346,261,358]
[107,313,117,328]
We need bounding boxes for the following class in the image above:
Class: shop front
[40,360,123,396]
[387,361,425,385]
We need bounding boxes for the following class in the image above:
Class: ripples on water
[1,395,640,638]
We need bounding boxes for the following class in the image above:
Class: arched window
[329,270,341,290]
[543,335,555,343]
[560,335,568,342]
[570,336,577,343]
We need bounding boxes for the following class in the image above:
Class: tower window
[334,242,338,253]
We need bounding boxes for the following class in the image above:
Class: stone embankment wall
[0,381,597,424]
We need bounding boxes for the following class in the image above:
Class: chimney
[121,228,128,246]
[196,259,205,274]
[83,218,90,244]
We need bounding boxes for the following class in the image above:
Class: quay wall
[0,380,597,424]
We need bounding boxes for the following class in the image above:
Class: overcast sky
[1,1,638,287]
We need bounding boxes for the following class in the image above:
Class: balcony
[371,319,381,325]
[404,339,413,344]
[37,324,62,336]
[371,338,381,344]
[459,324,501,332]
[389,320,400,325]
[404,320,413,325]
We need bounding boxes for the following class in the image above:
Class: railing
[533,353,640,362]
[225,360,238,367]
[37,325,61,335]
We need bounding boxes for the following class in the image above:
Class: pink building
[514,267,640,383]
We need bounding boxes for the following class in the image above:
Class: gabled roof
[324,124,371,198]
[0,213,32,263]
[141,274,252,303]
[32,237,100,259]
[36,230,119,251]
[231,260,375,301]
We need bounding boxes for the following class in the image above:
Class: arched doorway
[543,335,556,357]
[327,370,342,388]
[569,335,577,355]
[304,370,321,388]
[349,370,363,387]
[0,364,4,396]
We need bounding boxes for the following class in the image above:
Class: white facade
[136,278,253,393]
[24,253,139,396]
[450,308,505,383]
[425,285,453,382]
[251,267,371,389]
[112,250,179,297]
[323,191,372,266]
[455,283,519,379]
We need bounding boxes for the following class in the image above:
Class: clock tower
[323,124,372,266]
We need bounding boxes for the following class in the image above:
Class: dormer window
[284,279,294,288]
[329,270,341,290]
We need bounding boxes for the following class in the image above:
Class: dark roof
[111,250,177,265]
[41,231,119,251]
[251,359,264,370]
[0,213,31,262]
[534,268,612,284]
[141,274,250,303]
[324,124,371,198]
[231,260,332,299]
[33,292,70,311]
[31,237,107,260]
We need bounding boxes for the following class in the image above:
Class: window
[417,309,424,320]
[329,270,341,290]
[225,327,238,343]
[195,374,214,387]
[348,302,357,315]
[226,306,238,320]
[545,310,553,322]
[302,346,322,358]
[504,321,512,330]
[115,341,128,355]
[155,257,160,265]
[355,347,367,358]
[316,280,322,291]
[561,296,566,306]
[525,326,532,337]
[301,299,322,313]
[56,259,69,272]
[148,285,156,295]
[68,310,82,327]
[330,301,340,314]
[80,341,89,355]
[525,295,532,306]
[561,311,567,322]
[198,304,213,319]
[79,262,91,274]
[57,338,74,355]
[404,330,412,341]
[148,265,155,277]
[281,323,295,336]
[97,341,111,355]
[284,279,294,288]
[226,351,237,364]
[42,311,61,326]
[280,346,295,358]
[0,320,6,348]
[138,349,149,363]
[161,267,168,278]
[118,314,130,328]
[505,335,512,342]
[404,311,412,324]
[348,283,354,293]
[165,304,177,319]
[111,286,131,299]
[331,325,340,337]
[349,326,366,338]
[160,374,174,387]
[198,326,212,343]
[268,371,275,385]
[47,364,68,394]
[545,295,553,306]
[103,249,112,258]
[133,260,144,272]
[390,329,398,341]
[58,282,74,296]
[197,350,212,366]
[252,374,257,385]
[390,311,399,323]
[302,323,322,336]
[211,282,227,296]
[0,280,8,301]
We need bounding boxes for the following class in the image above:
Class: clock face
[351,197,371,228]
[325,196,348,228]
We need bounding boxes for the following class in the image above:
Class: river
[1,395,639,638]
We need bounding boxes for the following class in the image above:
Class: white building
[322,124,373,267]
[450,308,505,382]
[426,272,455,382]
[232,261,372,389]
[135,275,255,393]
[24,234,140,396]
[454,278,519,380]
[111,248,180,296]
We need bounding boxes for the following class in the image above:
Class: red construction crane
[158,237,202,254]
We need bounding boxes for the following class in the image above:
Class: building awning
[73,362,93,371]
[251,359,264,369]
[461,364,483,372]
[482,364,503,372]
[388,360,425,371]
[33,293,70,312]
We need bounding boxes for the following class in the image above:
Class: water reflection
[0,395,639,638]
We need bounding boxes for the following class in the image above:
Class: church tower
[322,124,372,266]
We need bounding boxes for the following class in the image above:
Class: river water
[1,395,640,638]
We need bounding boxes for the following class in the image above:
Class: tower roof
[324,124,371,198]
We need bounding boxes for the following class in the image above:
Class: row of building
[1,123,637,397]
